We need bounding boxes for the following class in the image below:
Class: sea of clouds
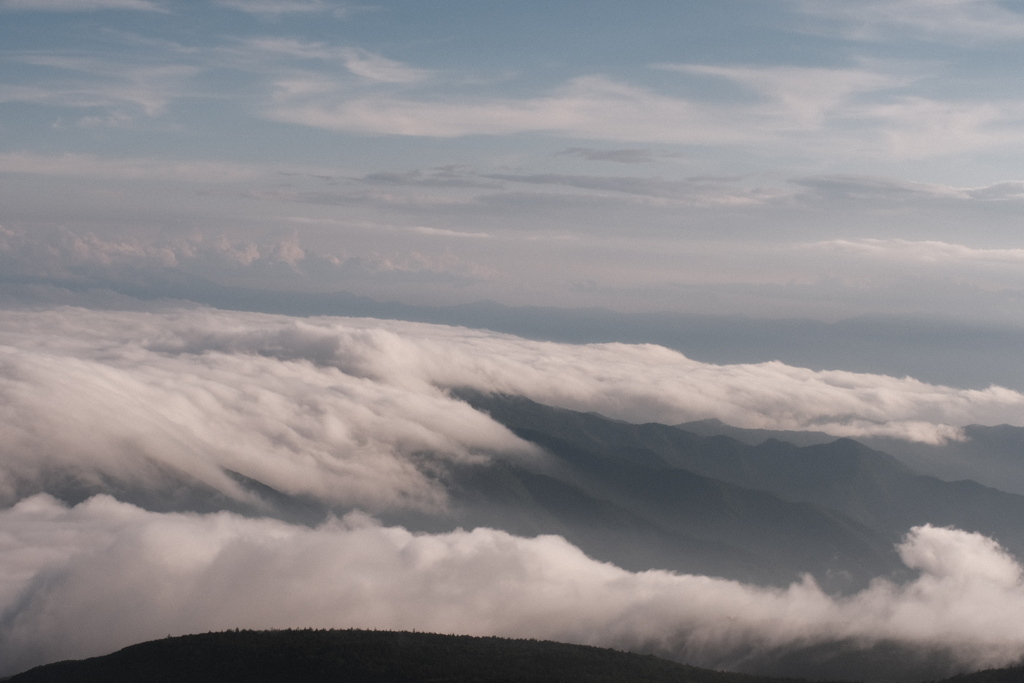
[2,306,1024,675]
[2,495,1024,677]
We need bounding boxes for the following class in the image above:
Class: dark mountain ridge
[3,629,807,683]
[6,630,1022,683]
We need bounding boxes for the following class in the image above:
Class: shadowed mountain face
[440,391,1024,590]
[436,421,901,590]
[458,392,1024,556]
[679,420,1024,499]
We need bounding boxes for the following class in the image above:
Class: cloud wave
[1,305,1023,515]
[1,495,1024,677]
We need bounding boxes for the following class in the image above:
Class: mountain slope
[458,391,1024,563]
[3,630,806,683]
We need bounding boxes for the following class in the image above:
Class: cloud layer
[1,307,1023,676]
[0,306,1023,518]
[2,495,1024,678]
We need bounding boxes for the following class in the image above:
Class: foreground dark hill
[4,630,805,683]
[8,630,1022,683]
[937,665,1024,682]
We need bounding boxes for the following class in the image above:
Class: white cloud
[1,496,1024,677]
[656,63,902,127]
[216,0,348,16]
[0,308,540,512]
[411,226,492,239]
[236,39,430,84]
[485,172,784,207]
[854,96,1024,159]
[339,48,432,84]
[261,63,1024,160]
[0,305,1020,525]
[264,75,754,143]
[808,238,1024,264]
[0,0,163,11]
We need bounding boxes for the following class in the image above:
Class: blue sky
[4,0,1024,325]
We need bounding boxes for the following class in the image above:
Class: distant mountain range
[439,391,1024,588]
[679,419,1024,497]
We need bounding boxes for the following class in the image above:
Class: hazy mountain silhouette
[679,420,1024,498]
[462,392,1024,554]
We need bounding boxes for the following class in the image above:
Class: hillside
[458,391,1024,563]
[4,630,808,683]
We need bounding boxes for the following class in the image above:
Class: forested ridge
[5,629,1022,683]
[1,629,812,683]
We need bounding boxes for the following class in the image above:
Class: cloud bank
[2,495,1024,677]
[1,305,1023,516]
[1,307,1024,676]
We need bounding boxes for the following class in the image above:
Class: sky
[4,0,1024,325]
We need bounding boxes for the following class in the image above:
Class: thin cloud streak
[215,0,350,17]
[0,0,164,11]
[262,64,1024,159]
[0,152,271,182]
[806,238,1024,264]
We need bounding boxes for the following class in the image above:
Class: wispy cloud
[807,238,1024,264]
[485,172,783,206]
[0,0,164,11]
[793,174,1024,202]
[339,47,432,84]
[261,63,1024,159]
[215,0,350,17]
[656,63,902,127]
[795,0,1024,42]
[411,226,492,239]
[262,75,749,142]
[556,147,656,163]
[0,55,199,117]
[0,152,271,182]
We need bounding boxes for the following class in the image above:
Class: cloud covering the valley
[2,495,1024,677]
[1,306,1024,676]
[0,306,1022,516]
